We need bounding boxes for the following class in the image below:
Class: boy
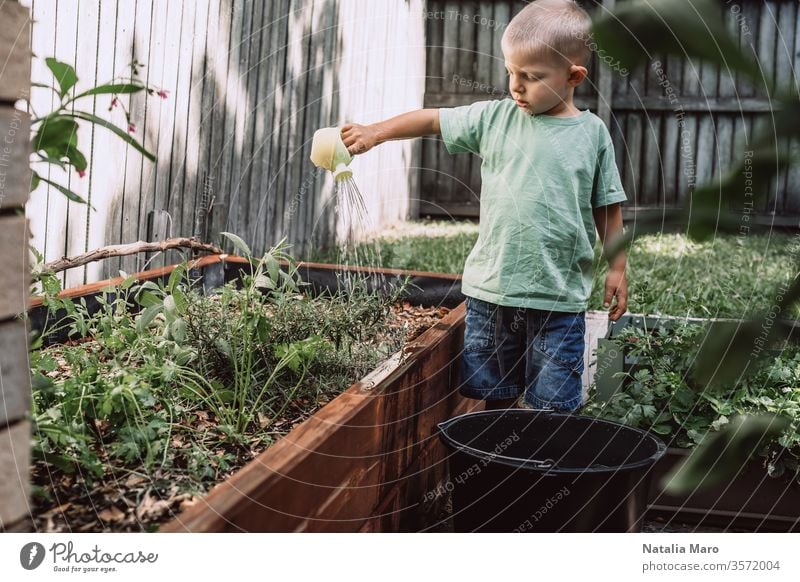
[340,0,627,413]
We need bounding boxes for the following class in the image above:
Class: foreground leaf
[45,57,78,98]
[220,232,252,257]
[661,413,791,495]
[592,0,760,81]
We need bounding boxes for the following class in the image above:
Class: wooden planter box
[594,312,786,401]
[591,313,800,531]
[647,447,800,532]
[30,255,474,532]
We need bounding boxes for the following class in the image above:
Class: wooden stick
[44,237,223,274]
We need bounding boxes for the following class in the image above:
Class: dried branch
[44,237,223,274]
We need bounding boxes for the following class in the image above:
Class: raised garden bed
[647,447,800,532]
[594,313,787,402]
[28,254,472,532]
[589,312,800,532]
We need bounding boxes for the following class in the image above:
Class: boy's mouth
[515,99,528,107]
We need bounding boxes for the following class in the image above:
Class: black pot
[437,409,666,532]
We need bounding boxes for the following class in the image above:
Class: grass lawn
[306,220,800,320]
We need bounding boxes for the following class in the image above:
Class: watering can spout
[310,127,353,180]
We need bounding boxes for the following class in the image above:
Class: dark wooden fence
[420,0,799,224]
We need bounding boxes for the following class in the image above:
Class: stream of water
[331,176,385,291]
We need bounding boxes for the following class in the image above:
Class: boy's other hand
[341,123,380,156]
[603,266,627,321]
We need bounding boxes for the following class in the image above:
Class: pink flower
[77,169,86,178]
[157,90,169,99]
[128,123,136,134]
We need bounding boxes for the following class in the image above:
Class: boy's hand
[603,265,627,321]
[341,123,380,156]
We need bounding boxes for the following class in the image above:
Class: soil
[30,301,451,533]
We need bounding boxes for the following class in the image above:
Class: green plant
[30,275,178,478]
[307,219,480,274]
[592,0,800,492]
[584,322,800,483]
[308,222,800,320]
[29,236,412,531]
[28,57,165,204]
[594,0,800,383]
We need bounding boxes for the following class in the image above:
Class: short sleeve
[438,100,494,155]
[592,138,628,208]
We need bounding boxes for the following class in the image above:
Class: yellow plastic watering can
[310,127,353,181]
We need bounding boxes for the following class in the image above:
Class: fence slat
[640,113,661,206]
[0,214,29,322]
[0,420,31,529]
[237,0,264,248]
[0,317,31,427]
[192,0,219,248]
[0,109,30,209]
[0,1,31,102]
[206,0,233,250]
[250,0,277,254]
[622,113,642,204]
[65,0,101,286]
[82,0,120,282]
[660,111,679,203]
[265,0,292,251]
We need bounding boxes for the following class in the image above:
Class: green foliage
[591,233,800,320]
[45,58,78,98]
[29,57,165,204]
[312,222,800,321]
[591,0,800,491]
[29,241,410,495]
[584,322,800,483]
[662,414,791,495]
[307,220,479,274]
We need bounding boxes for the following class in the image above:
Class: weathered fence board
[0,420,31,530]
[0,318,31,428]
[0,109,30,209]
[0,0,31,534]
[0,0,31,102]
[0,214,29,321]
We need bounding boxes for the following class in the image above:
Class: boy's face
[503,47,587,116]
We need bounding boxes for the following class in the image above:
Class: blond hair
[501,0,592,68]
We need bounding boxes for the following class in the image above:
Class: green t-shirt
[439,98,627,312]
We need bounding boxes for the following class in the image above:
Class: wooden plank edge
[29,256,463,308]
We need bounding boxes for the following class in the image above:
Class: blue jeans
[460,296,586,412]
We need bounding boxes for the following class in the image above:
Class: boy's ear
[567,65,588,86]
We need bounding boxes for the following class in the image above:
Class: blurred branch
[44,237,222,274]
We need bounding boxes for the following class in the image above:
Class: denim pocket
[538,311,585,371]
[463,296,498,352]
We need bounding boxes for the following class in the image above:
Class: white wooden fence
[23,0,426,287]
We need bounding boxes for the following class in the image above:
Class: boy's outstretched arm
[592,202,627,321]
[341,109,441,156]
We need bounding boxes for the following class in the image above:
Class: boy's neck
[540,93,582,118]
